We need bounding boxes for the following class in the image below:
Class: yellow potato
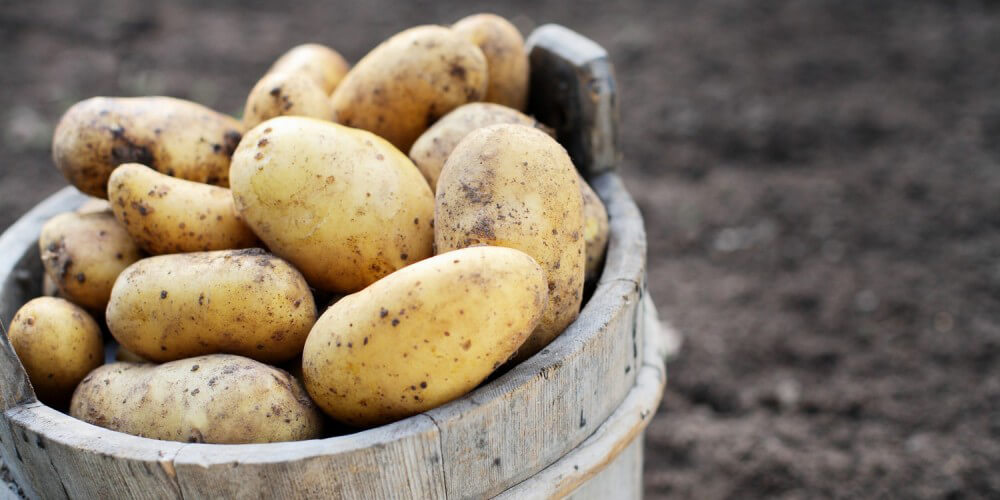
[435,124,585,360]
[242,71,335,129]
[330,25,488,152]
[106,249,316,363]
[7,297,103,406]
[52,97,243,198]
[230,117,434,293]
[114,345,149,364]
[452,13,530,110]
[39,211,143,311]
[303,246,547,427]
[579,175,609,282]
[108,163,258,254]
[268,43,350,94]
[408,102,545,190]
[70,355,323,444]
[76,197,112,215]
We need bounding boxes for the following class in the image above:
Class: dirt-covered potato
[52,97,243,198]
[106,249,316,363]
[230,117,434,293]
[242,72,335,129]
[39,211,143,311]
[108,163,258,254]
[330,25,488,152]
[70,355,323,444]
[580,175,609,282]
[409,102,545,190]
[268,43,350,94]
[435,124,585,360]
[303,246,547,427]
[7,297,103,406]
[452,13,530,110]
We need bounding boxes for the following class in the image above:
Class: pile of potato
[6,14,609,444]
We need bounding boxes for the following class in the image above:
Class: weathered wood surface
[526,24,621,178]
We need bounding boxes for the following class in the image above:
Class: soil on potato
[1,1,998,498]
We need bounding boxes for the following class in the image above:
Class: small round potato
[230,117,434,293]
[408,102,545,190]
[70,355,323,444]
[268,43,350,94]
[580,175,609,282]
[7,297,103,406]
[52,96,243,198]
[76,197,112,215]
[435,124,585,361]
[452,13,530,110]
[331,25,488,152]
[39,211,143,311]
[108,163,258,254]
[106,249,316,363]
[242,71,335,129]
[303,246,548,427]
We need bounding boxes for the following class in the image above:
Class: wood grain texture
[526,24,621,178]
[567,438,643,500]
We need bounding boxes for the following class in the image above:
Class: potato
[303,246,547,427]
[106,249,316,363]
[70,355,323,444]
[242,72,335,129]
[230,117,434,293]
[268,43,350,94]
[435,124,585,360]
[580,175,609,282]
[7,297,103,406]
[114,345,148,364]
[76,197,112,215]
[52,97,243,198]
[41,273,62,298]
[408,102,545,190]
[108,163,258,254]
[452,14,530,110]
[330,25,488,152]
[40,211,143,311]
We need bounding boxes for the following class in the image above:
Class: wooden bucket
[0,25,669,499]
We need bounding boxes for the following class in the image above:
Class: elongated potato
[108,163,258,254]
[303,246,547,427]
[70,355,323,444]
[452,13,530,110]
[331,25,488,152]
[409,102,545,190]
[435,124,585,360]
[52,96,243,198]
[230,117,434,293]
[40,211,143,311]
[580,175,609,282]
[106,249,316,363]
[242,71,335,129]
[268,43,350,94]
[7,297,103,406]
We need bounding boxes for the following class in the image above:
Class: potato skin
[70,355,323,444]
[108,163,258,254]
[40,211,143,311]
[76,197,112,215]
[106,249,316,363]
[409,103,544,190]
[452,14,530,111]
[242,72,335,129]
[268,43,350,94]
[230,117,434,293]
[330,25,488,152]
[579,175,609,282]
[8,297,103,406]
[303,246,547,427]
[52,97,243,198]
[435,124,585,360]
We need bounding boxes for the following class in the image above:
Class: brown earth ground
[2,1,999,498]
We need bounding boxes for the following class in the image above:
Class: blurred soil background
[2,0,1000,498]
